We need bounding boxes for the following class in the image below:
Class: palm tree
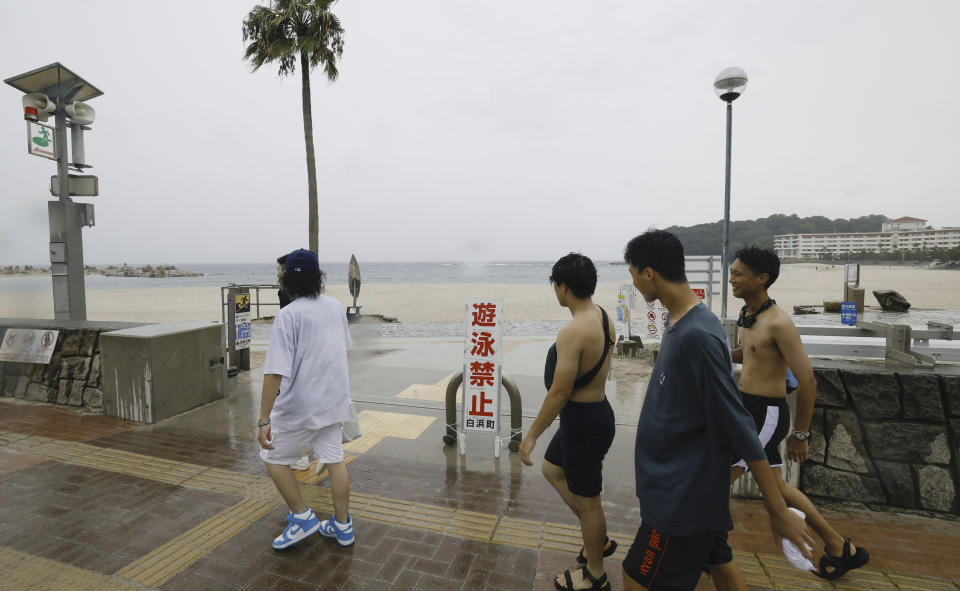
[242,0,345,255]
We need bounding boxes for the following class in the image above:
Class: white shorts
[260,424,344,465]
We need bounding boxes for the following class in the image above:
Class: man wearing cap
[257,249,356,549]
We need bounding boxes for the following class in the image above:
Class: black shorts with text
[622,522,732,591]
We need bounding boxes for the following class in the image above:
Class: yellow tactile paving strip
[494,516,630,562]
[0,546,151,591]
[294,455,358,485]
[736,550,776,589]
[395,372,460,402]
[0,430,29,446]
[341,410,436,453]
[5,435,208,485]
[2,428,959,590]
[116,498,276,587]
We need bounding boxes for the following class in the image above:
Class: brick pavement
[0,461,239,576]
[0,398,132,442]
[1,398,959,590]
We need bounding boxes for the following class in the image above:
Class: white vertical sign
[462,299,503,433]
[235,293,252,350]
[641,289,706,340]
[643,299,670,338]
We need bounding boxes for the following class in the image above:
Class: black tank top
[544,306,614,390]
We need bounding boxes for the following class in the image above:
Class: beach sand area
[1,264,959,325]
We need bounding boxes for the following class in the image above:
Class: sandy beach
[1,264,959,325]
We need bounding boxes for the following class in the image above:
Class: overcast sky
[2,1,959,264]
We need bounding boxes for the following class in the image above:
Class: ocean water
[4,262,959,338]
[0,261,632,292]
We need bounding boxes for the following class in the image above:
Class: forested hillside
[664,214,889,256]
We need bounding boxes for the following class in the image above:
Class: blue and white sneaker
[319,513,355,546]
[272,509,321,550]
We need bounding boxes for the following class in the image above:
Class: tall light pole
[5,63,102,321]
[714,66,748,320]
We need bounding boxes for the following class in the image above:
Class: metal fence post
[443,370,522,452]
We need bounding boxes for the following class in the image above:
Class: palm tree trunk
[300,51,319,254]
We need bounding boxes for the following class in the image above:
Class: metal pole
[53,102,87,320]
[720,101,733,320]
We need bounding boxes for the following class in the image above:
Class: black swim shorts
[622,522,732,590]
[543,398,615,498]
[733,392,791,470]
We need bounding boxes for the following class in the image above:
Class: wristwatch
[257,418,271,428]
[791,430,809,441]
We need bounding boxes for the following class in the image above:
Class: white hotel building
[774,217,960,259]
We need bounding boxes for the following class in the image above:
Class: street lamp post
[713,66,748,320]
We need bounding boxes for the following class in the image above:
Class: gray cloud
[2,0,959,264]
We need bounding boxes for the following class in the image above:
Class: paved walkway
[1,333,959,590]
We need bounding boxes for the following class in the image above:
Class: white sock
[294,508,313,520]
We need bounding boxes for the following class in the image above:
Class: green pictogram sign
[32,127,51,147]
[27,122,56,160]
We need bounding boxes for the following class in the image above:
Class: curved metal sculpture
[442,371,522,452]
[346,255,362,322]
[348,254,361,307]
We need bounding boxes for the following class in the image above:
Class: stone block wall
[800,362,960,514]
[0,329,105,412]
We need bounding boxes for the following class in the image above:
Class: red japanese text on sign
[469,390,494,417]
[469,361,496,387]
[471,302,498,327]
[463,298,503,436]
[470,331,496,357]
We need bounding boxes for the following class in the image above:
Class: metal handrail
[794,321,957,365]
[220,284,282,323]
[795,322,955,342]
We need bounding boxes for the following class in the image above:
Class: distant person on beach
[257,249,355,550]
[277,254,292,309]
[709,246,869,584]
[621,231,813,591]
[519,253,617,591]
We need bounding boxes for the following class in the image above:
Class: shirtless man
[520,253,617,591]
[711,246,869,585]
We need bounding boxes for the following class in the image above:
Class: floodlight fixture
[713,66,748,102]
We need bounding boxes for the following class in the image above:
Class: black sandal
[814,538,869,580]
[554,565,610,591]
[576,537,618,564]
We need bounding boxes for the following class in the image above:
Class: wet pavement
[0,326,959,590]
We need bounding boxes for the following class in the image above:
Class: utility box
[101,321,226,423]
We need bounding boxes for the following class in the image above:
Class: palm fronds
[242,0,344,80]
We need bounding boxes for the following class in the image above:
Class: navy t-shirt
[635,302,766,536]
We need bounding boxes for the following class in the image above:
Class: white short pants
[259,424,344,465]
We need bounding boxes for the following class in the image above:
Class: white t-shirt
[263,294,352,429]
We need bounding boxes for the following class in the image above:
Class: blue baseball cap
[284,249,320,273]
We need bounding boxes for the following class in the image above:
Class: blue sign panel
[841,302,857,326]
